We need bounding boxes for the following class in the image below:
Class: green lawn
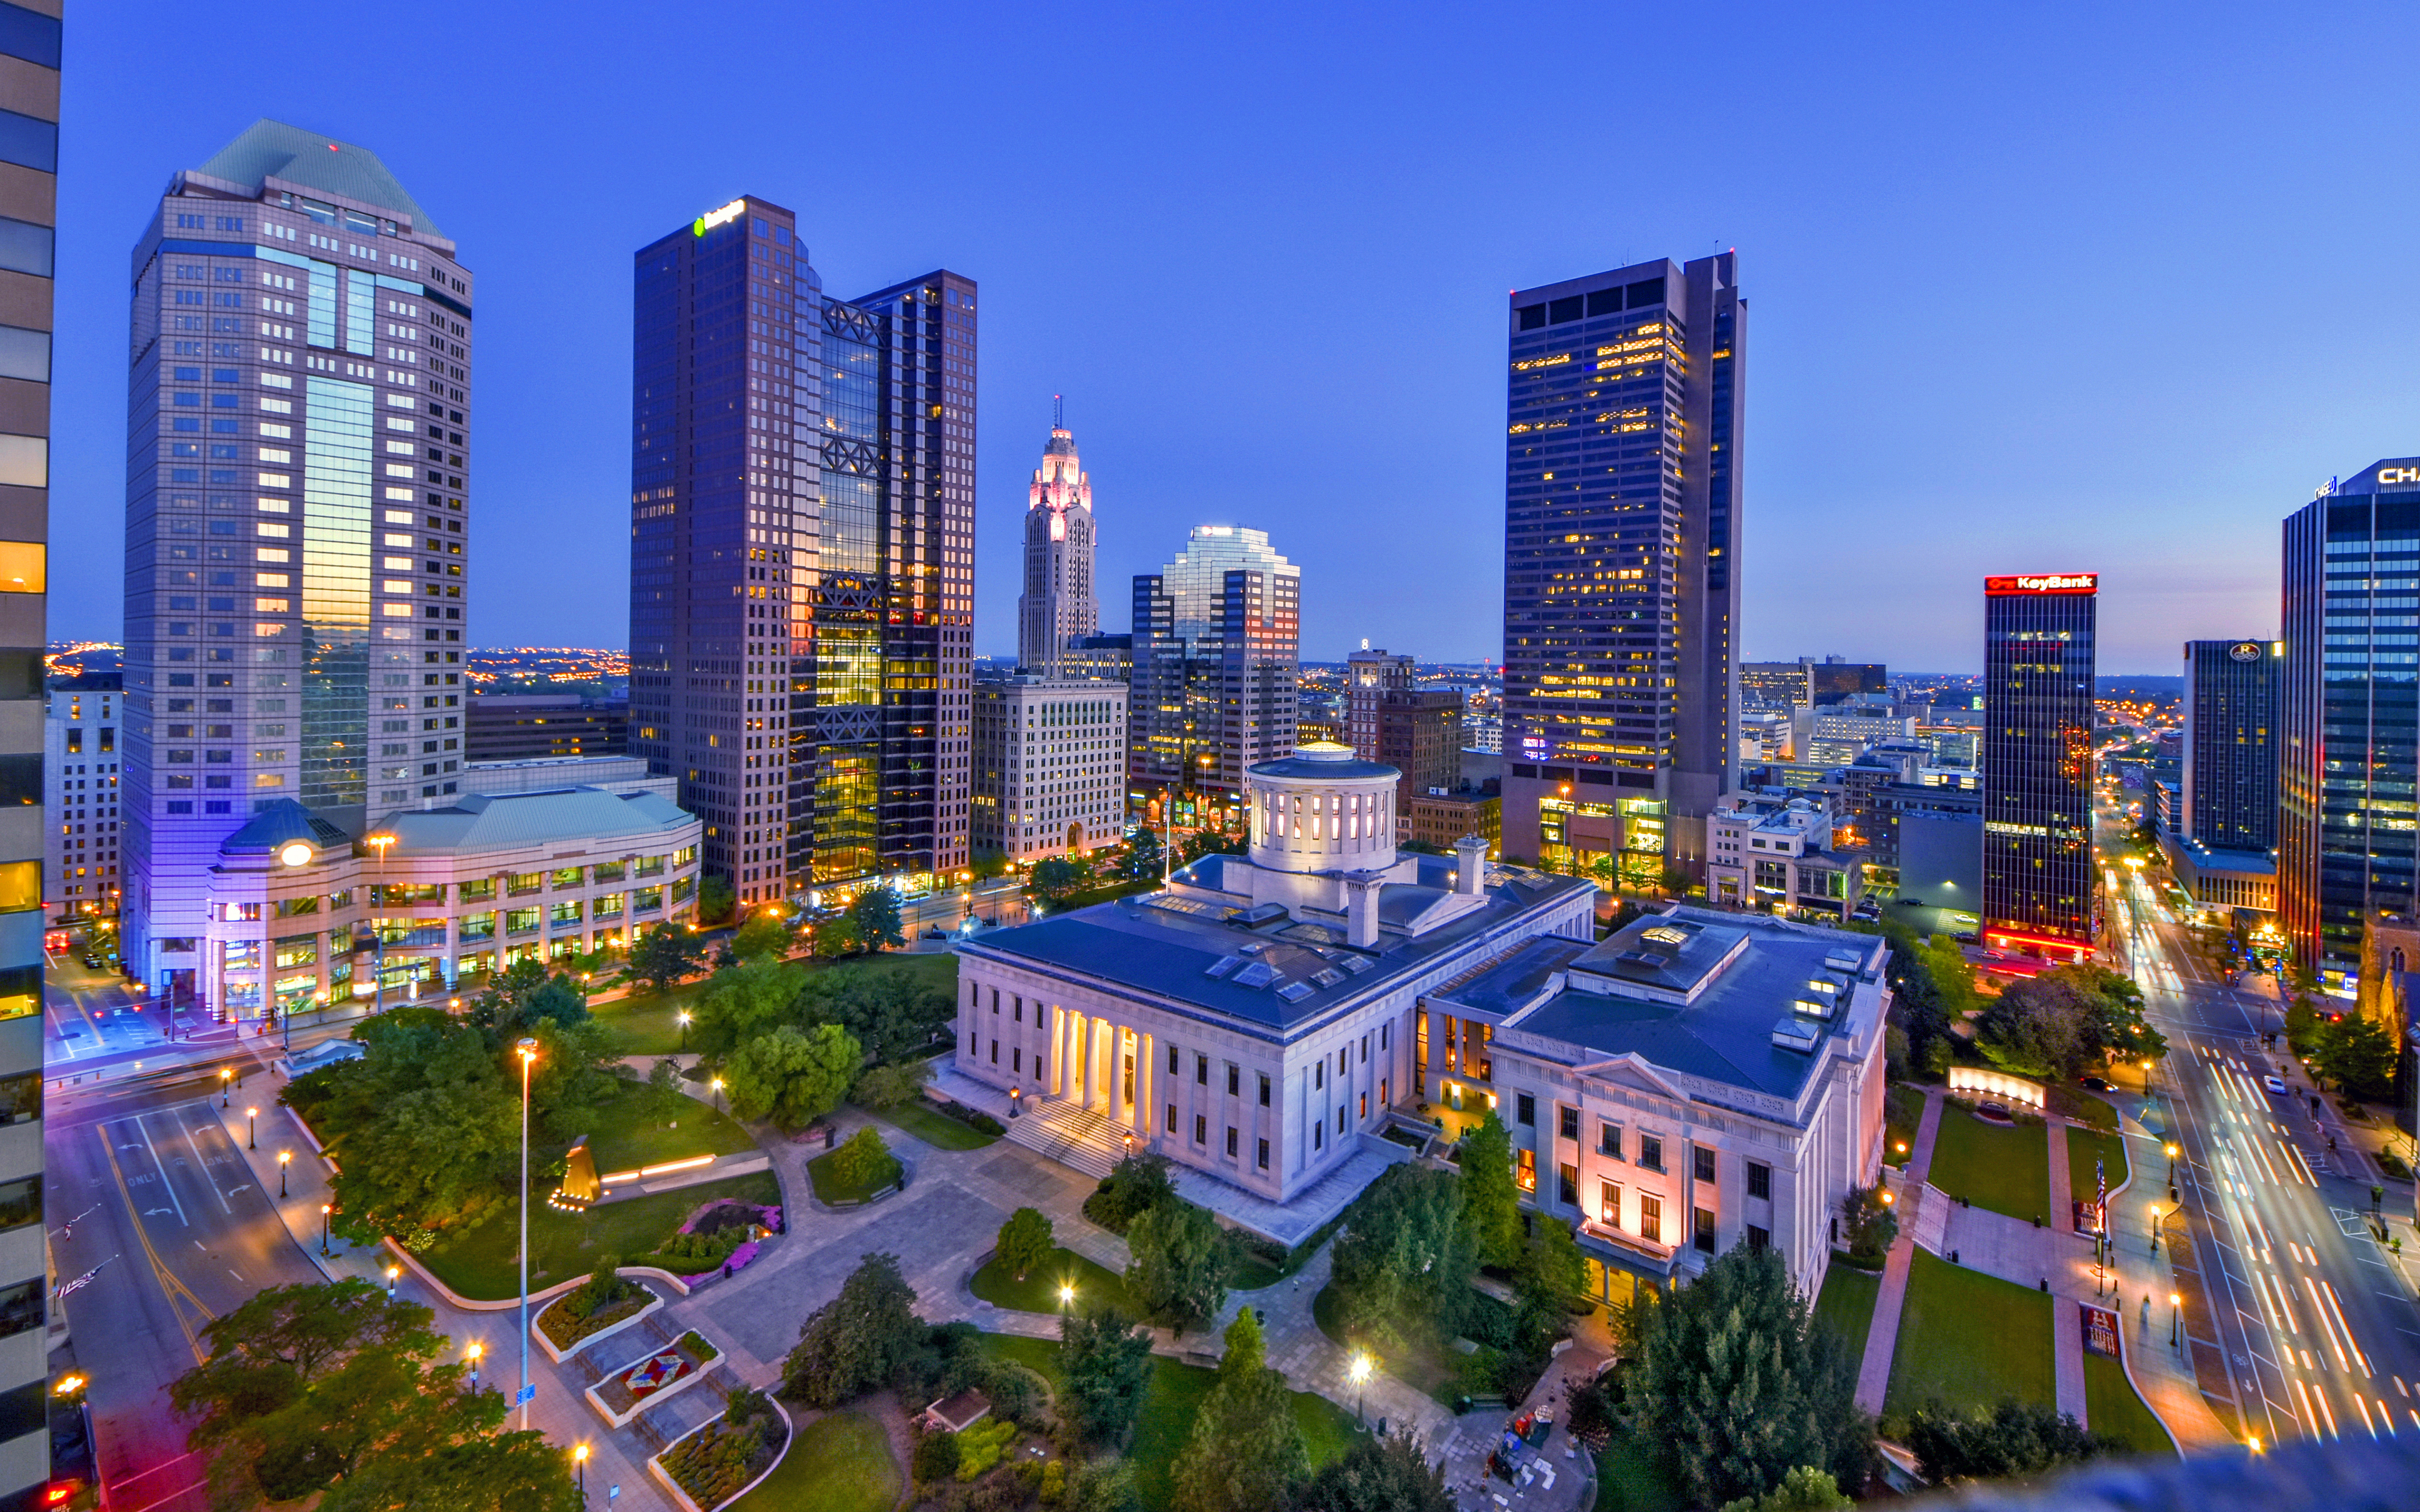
[807,1144,901,1205]
[1883,1249,2055,1423]
[592,950,961,1057]
[2044,1081,2120,1132]
[1925,1109,2052,1224]
[2067,1127,2130,1213]
[1812,1263,1882,1387]
[867,1099,996,1151]
[1593,1432,1687,1512]
[415,1172,780,1300]
[579,1080,760,1174]
[970,1246,1134,1315]
[733,1407,899,1512]
[2083,1351,2174,1457]
[1884,1085,1925,1166]
[974,1332,1360,1510]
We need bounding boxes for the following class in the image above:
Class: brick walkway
[1854,1089,1944,1414]
[2044,1121,2087,1421]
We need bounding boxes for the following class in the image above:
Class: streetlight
[220,1066,233,1107]
[319,1203,332,1257]
[711,1076,723,1115]
[1058,1282,1075,1313]
[517,1037,539,1433]
[1348,1352,1372,1426]
[278,1149,291,1199]
[2142,1058,2156,1098]
[574,1442,588,1504]
[2169,1291,2182,1348]
[246,1106,258,1151]
[386,1264,400,1297]
[678,1009,691,1052]
[364,831,398,1014]
[466,1340,482,1391]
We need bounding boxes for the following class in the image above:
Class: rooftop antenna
[1052,393,1064,430]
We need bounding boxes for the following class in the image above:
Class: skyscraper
[1980,573,2097,960]
[1498,254,1742,875]
[1130,526,1299,826]
[0,6,56,1503]
[124,120,472,1000]
[1018,406,1096,677]
[2281,461,2420,967]
[2181,638,2279,853]
[631,197,974,908]
[1344,646,1412,760]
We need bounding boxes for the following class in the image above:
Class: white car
[2263,1075,2287,1097]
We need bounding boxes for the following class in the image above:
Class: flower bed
[652,1387,789,1511]
[533,1277,662,1364]
[586,1330,722,1429]
[644,1200,782,1280]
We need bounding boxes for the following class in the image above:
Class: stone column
[1046,1005,1063,1097]
[1138,1032,1156,1142]
[1077,1014,1096,1109]
[1109,1025,1126,1126]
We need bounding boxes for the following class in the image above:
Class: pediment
[1572,1052,1686,1103]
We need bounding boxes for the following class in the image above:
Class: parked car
[2263,1075,2287,1097]
[2078,1075,2113,1092]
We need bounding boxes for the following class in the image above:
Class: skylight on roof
[1639,925,1691,947]
[1232,961,1279,988]
[1276,981,1314,1002]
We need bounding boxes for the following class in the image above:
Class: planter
[648,1397,796,1512]
[381,1241,693,1313]
[531,1283,663,1366]
[584,1332,722,1430]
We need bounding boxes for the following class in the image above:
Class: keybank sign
[693,198,746,236]
[1985,573,2097,596]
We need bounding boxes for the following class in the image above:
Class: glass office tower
[2280,460,2420,968]
[1980,573,2097,959]
[0,5,55,1504]
[122,120,470,1011]
[631,198,973,907]
[1129,526,1300,826]
[2181,638,2280,853]
[1498,254,1742,875]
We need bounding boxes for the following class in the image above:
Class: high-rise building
[1344,646,1411,760]
[1130,526,1299,826]
[2282,461,2420,966]
[45,672,120,925]
[631,196,975,909]
[0,8,54,1500]
[123,120,473,1002]
[1018,409,1096,678]
[2181,638,2279,853]
[971,674,1127,865]
[1498,254,1743,875]
[1376,687,1463,801]
[1980,573,2097,960]
[1738,660,1812,710]
[465,693,628,762]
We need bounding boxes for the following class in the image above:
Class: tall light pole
[245,1106,258,1151]
[516,1036,538,1432]
[574,1442,588,1505]
[1349,1352,1371,1426]
[364,831,398,1014]
[278,1149,291,1199]
[466,1340,482,1392]
[2169,1291,2182,1348]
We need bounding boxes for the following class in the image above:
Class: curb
[648,1395,797,1512]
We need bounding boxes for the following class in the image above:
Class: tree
[851,1057,934,1110]
[298,1014,521,1243]
[2314,1013,2398,1102]
[1974,973,2092,1080]
[823,968,955,1064]
[1513,1214,1587,1351]
[997,1208,1055,1283]
[629,923,704,997]
[1623,1245,1873,1507]
[170,1280,579,1510]
[1170,1308,1307,1512]
[692,957,808,1055]
[913,1429,961,1484]
[1124,1198,1230,1333]
[971,846,1012,881]
[783,1253,927,1407]
[1090,1151,1178,1232]
[1327,1163,1473,1351]
[1032,856,1083,902]
[827,1125,899,1190]
[1058,1306,1154,1446]
[729,910,798,963]
[1902,1400,2120,1483]
[813,913,861,959]
[721,1022,861,1128]
[850,883,906,951]
[1457,1110,1523,1268]
[698,875,737,926]
[1126,829,1164,880]
[1293,1429,1454,1512]
[1716,1465,1854,1512]
[1839,1184,1898,1264]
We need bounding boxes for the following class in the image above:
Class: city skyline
[42,4,2420,673]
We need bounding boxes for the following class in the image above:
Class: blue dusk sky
[45,2,2420,672]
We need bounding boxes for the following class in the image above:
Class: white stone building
[1707,792,1867,920]
[1433,907,1890,1301]
[45,675,123,925]
[953,741,1593,1240]
[972,675,1129,865]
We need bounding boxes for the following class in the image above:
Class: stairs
[1005,1099,1129,1180]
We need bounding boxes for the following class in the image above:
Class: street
[2110,857,2420,1449]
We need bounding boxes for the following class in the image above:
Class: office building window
[1599,1180,1621,1228]
[1746,1224,1770,1251]
[1257,1138,1270,1170]
[1517,1093,1535,1126]
[1694,1147,1716,1183]
[1557,1162,1578,1207]
[1227,1064,1240,1097]
[1166,1104,1176,1133]
[1599,1121,1622,1159]
[1193,1114,1206,1145]
[1639,1134,1664,1172]
[1695,1207,1717,1254]
[1258,1072,1270,1106]
[1226,1127,1238,1158]
[1640,1194,1663,1243]
[1747,1160,1771,1200]
[1558,1104,1580,1142]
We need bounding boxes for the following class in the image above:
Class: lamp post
[1058,1282,1074,1314]
[574,1442,588,1505]
[516,1037,538,1433]
[362,831,398,1014]
[2169,1291,2182,1348]
[1348,1352,1372,1427]
[677,1010,690,1052]
[466,1340,482,1392]
[711,1076,723,1115]
[278,1149,291,1199]
[220,1067,232,1108]
[386,1264,400,1298]
[319,1203,331,1257]
[246,1106,258,1151]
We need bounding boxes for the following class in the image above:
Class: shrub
[954,1417,1018,1480]
[659,1389,786,1507]
[914,1428,961,1484]
[829,1125,900,1191]
[985,1361,1052,1431]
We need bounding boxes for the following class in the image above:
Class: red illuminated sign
[1985,573,2097,596]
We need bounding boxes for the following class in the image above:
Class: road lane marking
[126,1115,189,1227]
[170,1104,234,1214]
[95,1126,210,1366]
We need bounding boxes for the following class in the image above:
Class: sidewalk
[2043,1122,2086,1422]
[1854,1088,1944,1414]
[2103,1122,2235,1451]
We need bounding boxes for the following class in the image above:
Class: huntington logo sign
[1984,572,2097,595]
[692,199,746,236]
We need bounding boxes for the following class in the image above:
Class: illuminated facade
[2281,462,2420,967]
[1018,413,1097,677]
[1980,574,2097,958]
[1499,255,1743,877]
[1130,526,1300,818]
[630,197,975,908]
[122,121,472,1004]
[972,675,1128,864]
